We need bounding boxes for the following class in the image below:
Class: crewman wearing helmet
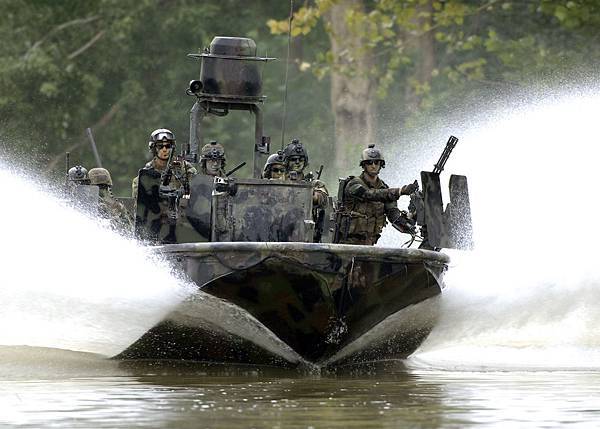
[336,144,418,246]
[262,150,286,180]
[282,138,329,242]
[282,138,328,207]
[131,128,197,198]
[89,167,133,232]
[200,140,226,177]
[67,165,90,186]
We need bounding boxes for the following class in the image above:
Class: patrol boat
[118,36,473,368]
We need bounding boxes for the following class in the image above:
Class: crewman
[88,167,133,232]
[131,128,197,199]
[67,165,90,186]
[282,139,328,208]
[282,138,329,242]
[336,144,418,246]
[262,150,286,180]
[200,140,226,177]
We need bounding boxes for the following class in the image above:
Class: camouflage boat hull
[118,243,448,367]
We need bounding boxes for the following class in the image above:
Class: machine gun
[408,135,473,250]
[211,162,248,197]
[310,165,326,242]
[158,148,190,225]
[433,135,458,174]
[408,135,458,226]
[305,165,324,182]
[225,161,246,177]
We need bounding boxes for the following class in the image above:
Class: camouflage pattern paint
[118,242,448,366]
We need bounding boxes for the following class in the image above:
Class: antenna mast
[280,0,294,149]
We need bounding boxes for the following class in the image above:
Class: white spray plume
[383,88,600,370]
[0,163,195,357]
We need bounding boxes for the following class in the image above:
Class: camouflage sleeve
[185,161,198,179]
[131,175,139,199]
[114,200,135,232]
[384,201,402,224]
[312,179,329,208]
[345,178,400,202]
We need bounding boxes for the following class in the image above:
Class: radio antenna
[280,0,294,150]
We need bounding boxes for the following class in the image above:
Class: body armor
[336,173,400,245]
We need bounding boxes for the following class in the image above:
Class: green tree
[268,0,600,171]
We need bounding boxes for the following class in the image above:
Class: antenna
[280,0,294,150]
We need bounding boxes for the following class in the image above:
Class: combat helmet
[68,165,89,184]
[201,140,226,161]
[88,168,113,187]
[262,150,286,178]
[360,144,385,168]
[148,128,176,154]
[283,138,309,168]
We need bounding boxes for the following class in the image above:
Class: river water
[2,90,600,427]
[2,354,599,428]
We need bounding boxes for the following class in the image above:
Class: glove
[401,180,419,196]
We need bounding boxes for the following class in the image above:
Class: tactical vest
[343,176,388,239]
[143,159,195,191]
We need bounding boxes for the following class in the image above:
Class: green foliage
[2,0,600,193]
[0,0,332,194]
[268,0,600,140]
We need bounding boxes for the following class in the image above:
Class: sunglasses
[364,160,381,166]
[156,143,173,150]
[271,167,285,173]
[289,157,304,162]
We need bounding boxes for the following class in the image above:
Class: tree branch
[67,30,106,60]
[374,0,502,58]
[24,15,100,59]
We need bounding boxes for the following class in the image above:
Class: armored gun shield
[211,178,314,242]
[421,172,473,250]
[186,174,214,241]
[134,169,206,244]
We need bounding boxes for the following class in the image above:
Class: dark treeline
[1,0,598,195]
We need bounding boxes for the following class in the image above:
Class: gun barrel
[433,135,458,174]
[161,148,176,186]
[86,128,103,168]
[226,161,247,177]
[317,165,324,180]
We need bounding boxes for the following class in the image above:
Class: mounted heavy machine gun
[407,135,473,250]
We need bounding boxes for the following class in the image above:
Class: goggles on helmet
[151,130,175,142]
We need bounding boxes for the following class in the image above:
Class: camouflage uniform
[89,167,133,232]
[337,144,417,246]
[132,128,198,199]
[341,172,402,245]
[98,188,133,231]
[131,158,197,199]
[282,139,329,208]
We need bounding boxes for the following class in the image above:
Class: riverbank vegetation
[1,0,598,193]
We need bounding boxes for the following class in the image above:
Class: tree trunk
[326,0,376,174]
[405,0,436,114]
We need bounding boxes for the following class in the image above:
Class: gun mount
[412,136,473,250]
